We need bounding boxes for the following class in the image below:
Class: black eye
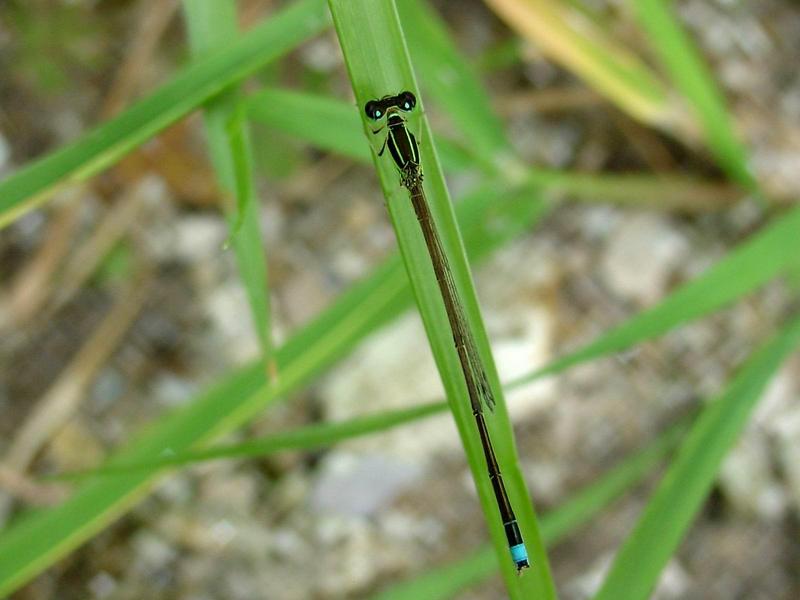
[364,100,382,120]
[399,91,416,111]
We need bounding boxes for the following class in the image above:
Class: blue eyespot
[375,110,382,117]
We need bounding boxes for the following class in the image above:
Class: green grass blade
[247,87,736,209]
[514,205,800,385]
[485,0,673,128]
[594,313,800,600]
[632,0,757,192]
[327,1,554,596]
[0,180,546,597]
[183,0,273,366]
[524,170,740,212]
[245,87,473,171]
[248,87,369,161]
[373,419,689,600]
[57,401,449,478]
[0,0,330,229]
[396,0,516,172]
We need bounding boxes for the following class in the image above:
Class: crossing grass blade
[247,87,738,211]
[327,1,554,596]
[183,0,273,368]
[56,401,449,478]
[373,420,689,600]
[396,0,516,172]
[0,0,330,229]
[0,180,546,597]
[484,0,675,129]
[632,0,758,193]
[53,396,686,600]
[245,88,474,171]
[594,312,800,600]
[513,204,800,386]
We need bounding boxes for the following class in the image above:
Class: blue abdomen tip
[510,543,529,568]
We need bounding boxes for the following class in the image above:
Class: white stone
[719,432,788,520]
[601,213,690,305]
[204,283,261,364]
[310,452,422,517]
[172,215,229,263]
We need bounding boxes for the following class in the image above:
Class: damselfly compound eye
[398,91,416,111]
[364,100,383,120]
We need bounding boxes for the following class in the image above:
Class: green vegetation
[0,0,795,598]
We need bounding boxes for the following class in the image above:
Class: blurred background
[1,0,799,598]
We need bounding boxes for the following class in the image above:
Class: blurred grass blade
[59,401,449,478]
[632,0,757,192]
[0,180,546,597]
[246,88,474,171]
[247,87,736,210]
[396,0,516,172]
[225,103,255,235]
[484,0,674,128]
[0,0,329,229]
[327,1,554,596]
[514,205,800,385]
[248,88,369,162]
[526,170,740,212]
[184,0,273,367]
[595,313,800,600]
[374,419,689,600]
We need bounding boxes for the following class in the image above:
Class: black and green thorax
[365,91,422,188]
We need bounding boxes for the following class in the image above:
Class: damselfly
[365,91,530,572]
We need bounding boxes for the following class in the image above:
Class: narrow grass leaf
[0,180,546,597]
[58,401,448,477]
[485,0,674,128]
[225,104,254,235]
[327,1,554,596]
[396,0,516,171]
[632,0,757,192]
[514,205,800,385]
[0,0,329,229]
[248,87,734,210]
[373,419,689,599]
[525,170,741,212]
[595,313,800,600]
[248,88,369,161]
[245,88,472,171]
[183,0,273,367]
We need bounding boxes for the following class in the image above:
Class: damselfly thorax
[364,91,422,188]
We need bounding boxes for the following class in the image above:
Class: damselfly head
[364,91,417,120]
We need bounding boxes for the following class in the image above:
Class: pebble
[601,213,689,305]
[310,452,422,517]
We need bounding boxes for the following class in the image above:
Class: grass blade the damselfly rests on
[327,0,554,595]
